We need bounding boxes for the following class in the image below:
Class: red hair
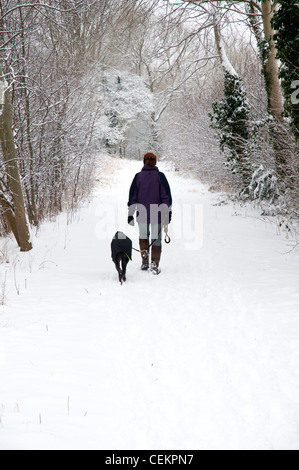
[144,152,158,162]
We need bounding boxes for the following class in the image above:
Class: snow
[1,156,299,450]
[96,71,154,156]
[0,79,8,114]
[219,39,238,78]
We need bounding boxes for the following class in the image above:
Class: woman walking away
[127,152,172,275]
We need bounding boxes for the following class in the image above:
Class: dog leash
[164,225,171,244]
[132,225,171,254]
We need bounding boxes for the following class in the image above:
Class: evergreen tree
[210,71,251,188]
[273,0,299,141]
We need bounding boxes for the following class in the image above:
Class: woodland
[0,0,298,251]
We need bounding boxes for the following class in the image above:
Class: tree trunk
[261,0,284,122]
[19,5,38,226]
[261,0,294,181]
[0,71,32,252]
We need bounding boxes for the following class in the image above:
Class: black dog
[111,231,132,285]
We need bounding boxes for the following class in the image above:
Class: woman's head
[143,152,158,166]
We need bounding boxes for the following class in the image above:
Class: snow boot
[139,239,149,271]
[151,245,162,275]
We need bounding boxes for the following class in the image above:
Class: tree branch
[0,0,89,22]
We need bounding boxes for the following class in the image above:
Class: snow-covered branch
[0,0,90,21]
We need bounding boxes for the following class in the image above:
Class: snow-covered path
[1,157,299,450]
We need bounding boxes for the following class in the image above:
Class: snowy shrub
[247,165,280,204]
[95,71,154,158]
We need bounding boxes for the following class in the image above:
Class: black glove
[163,210,172,226]
[128,215,135,226]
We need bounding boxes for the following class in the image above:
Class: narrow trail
[0,157,299,450]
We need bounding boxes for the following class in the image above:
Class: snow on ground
[0,156,299,450]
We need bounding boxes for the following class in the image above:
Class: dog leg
[121,255,129,283]
[115,255,123,285]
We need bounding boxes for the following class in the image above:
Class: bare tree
[0,1,32,251]
[0,0,119,246]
